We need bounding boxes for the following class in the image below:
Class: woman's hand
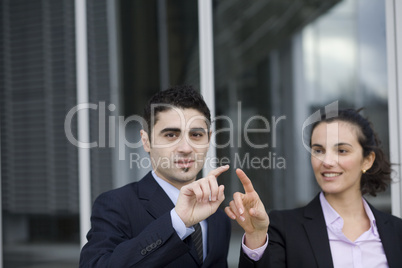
[225,169,269,249]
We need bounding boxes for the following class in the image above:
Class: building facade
[1,0,401,267]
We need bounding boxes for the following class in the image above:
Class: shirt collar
[320,192,343,229]
[152,171,180,205]
[319,192,378,235]
[362,197,378,235]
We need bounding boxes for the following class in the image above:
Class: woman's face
[310,121,375,197]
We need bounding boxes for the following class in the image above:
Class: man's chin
[173,169,200,182]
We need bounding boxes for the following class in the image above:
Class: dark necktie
[192,223,203,263]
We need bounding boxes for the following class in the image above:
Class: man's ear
[140,129,151,153]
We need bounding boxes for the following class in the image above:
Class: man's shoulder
[93,182,138,208]
[104,181,138,195]
[96,172,154,201]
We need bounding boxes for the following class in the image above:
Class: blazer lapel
[303,194,334,268]
[371,205,399,268]
[137,172,175,219]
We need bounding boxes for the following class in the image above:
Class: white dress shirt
[152,171,208,260]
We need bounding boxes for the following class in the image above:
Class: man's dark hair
[142,85,211,134]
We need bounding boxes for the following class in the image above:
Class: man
[79,85,231,267]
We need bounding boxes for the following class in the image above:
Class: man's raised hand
[175,165,229,227]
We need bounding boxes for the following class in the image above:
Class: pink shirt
[242,193,389,267]
[320,192,388,268]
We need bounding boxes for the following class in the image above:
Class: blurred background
[1,0,401,267]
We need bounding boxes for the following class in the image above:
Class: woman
[226,109,402,268]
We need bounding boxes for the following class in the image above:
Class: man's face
[141,108,210,189]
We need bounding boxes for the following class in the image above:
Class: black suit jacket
[239,194,402,268]
[79,172,231,268]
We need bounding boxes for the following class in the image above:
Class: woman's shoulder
[268,194,322,219]
[268,204,310,225]
[371,205,402,225]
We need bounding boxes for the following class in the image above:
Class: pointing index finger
[236,168,255,193]
[207,165,230,178]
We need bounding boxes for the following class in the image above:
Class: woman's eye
[312,148,323,154]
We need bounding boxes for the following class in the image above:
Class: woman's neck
[324,191,365,220]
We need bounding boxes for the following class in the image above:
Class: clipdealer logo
[63,101,338,169]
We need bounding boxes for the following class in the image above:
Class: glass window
[1,0,391,267]
[1,1,80,267]
[213,0,389,265]
[118,0,201,186]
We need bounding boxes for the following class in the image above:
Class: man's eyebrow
[159,128,181,134]
[189,128,207,133]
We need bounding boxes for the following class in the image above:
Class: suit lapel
[187,236,203,266]
[201,211,220,267]
[371,205,399,268]
[137,172,175,219]
[303,195,334,268]
[138,172,201,266]
[205,213,217,260]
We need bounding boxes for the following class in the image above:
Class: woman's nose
[322,151,337,167]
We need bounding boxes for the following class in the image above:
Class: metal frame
[0,108,3,267]
[386,0,402,217]
[158,0,170,91]
[198,0,217,176]
[71,0,402,252]
[75,0,92,246]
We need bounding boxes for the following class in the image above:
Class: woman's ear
[140,129,151,153]
[363,151,375,171]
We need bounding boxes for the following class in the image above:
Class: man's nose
[177,136,192,153]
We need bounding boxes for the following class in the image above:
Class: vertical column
[198,0,216,175]
[0,115,3,268]
[75,0,92,246]
[386,0,402,217]
[107,0,122,188]
[157,0,170,91]
[291,33,313,206]
[0,1,8,266]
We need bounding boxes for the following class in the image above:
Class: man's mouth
[175,159,194,169]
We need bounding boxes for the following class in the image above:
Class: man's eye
[165,133,177,138]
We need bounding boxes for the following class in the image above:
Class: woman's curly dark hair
[310,108,392,196]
